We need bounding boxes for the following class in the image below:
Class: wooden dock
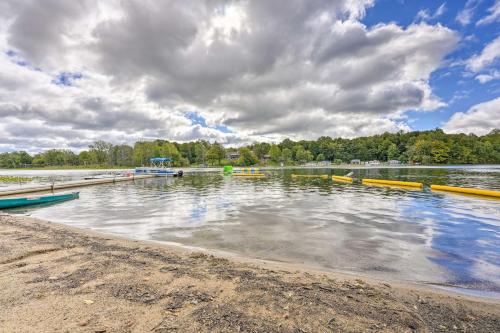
[0,174,157,197]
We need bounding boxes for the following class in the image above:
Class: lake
[2,166,499,297]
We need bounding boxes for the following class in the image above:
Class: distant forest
[1,129,499,168]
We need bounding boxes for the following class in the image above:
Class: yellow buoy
[362,178,423,188]
[364,182,423,191]
[233,173,265,177]
[291,174,329,179]
[332,175,353,182]
[430,185,500,198]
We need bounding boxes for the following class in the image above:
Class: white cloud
[477,0,500,25]
[443,97,500,135]
[475,70,500,83]
[416,3,446,22]
[466,36,500,72]
[0,0,459,152]
[456,0,481,26]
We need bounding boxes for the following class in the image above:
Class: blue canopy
[150,157,172,163]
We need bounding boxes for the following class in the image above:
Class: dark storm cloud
[6,0,93,65]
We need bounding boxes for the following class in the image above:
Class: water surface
[3,166,500,296]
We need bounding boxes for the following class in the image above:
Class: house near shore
[226,152,240,161]
[350,159,361,164]
[388,160,401,165]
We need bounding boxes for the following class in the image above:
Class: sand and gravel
[0,213,499,332]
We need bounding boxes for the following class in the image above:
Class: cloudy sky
[0,0,499,152]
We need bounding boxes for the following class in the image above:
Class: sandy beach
[0,213,499,333]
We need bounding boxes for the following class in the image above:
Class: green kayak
[0,192,79,209]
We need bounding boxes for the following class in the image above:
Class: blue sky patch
[184,111,233,133]
[5,49,17,57]
[52,72,83,86]
[362,0,500,131]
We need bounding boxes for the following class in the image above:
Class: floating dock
[430,185,500,198]
[362,179,423,188]
[0,174,156,197]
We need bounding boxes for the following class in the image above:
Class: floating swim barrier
[363,182,423,191]
[362,178,423,188]
[430,185,500,198]
[332,175,353,182]
[291,174,329,179]
[223,165,233,174]
[233,173,265,177]
[241,168,259,173]
[233,168,260,174]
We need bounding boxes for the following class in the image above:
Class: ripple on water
[7,167,500,296]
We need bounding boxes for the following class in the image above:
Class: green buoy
[223,165,233,174]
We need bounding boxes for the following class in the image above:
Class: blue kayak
[0,192,79,209]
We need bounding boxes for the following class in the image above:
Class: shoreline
[1,164,499,173]
[97,230,500,302]
[1,214,499,332]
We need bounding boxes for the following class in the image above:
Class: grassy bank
[0,176,33,182]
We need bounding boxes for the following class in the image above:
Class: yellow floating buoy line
[361,178,423,189]
[228,166,265,177]
[360,179,499,198]
[233,173,266,177]
[332,175,353,182]
[226,167,499,199]
[291,174,329,179]
[430,185,500,198]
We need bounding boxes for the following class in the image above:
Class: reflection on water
[7,166,500,295]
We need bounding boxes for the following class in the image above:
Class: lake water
[2,166,500,297]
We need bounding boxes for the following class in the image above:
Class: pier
[0,174,157,197]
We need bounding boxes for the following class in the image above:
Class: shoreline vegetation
[1,164,499,173]
[0,176,34,182]
[1,214,499,332]
[1,129,499,169]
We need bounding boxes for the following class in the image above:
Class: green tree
[316,153,325,162]
[237,148,258,166]
[387,143,399,161]
[431,140,450,164]
[194,142,208,165]
[295,146,313,164]
[282,148,292,164]
[410,139,432,164]
[32,154,46,166]
[206,142,225,166]
[133,141,156,166]
[111,145,134,166]
[78,151,96,166]
[268,145,282,163]
[252,142,271,160]
[89,140,113,165]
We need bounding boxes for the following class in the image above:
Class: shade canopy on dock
[150,158,172,163]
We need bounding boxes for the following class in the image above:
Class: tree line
[0,129,498,168]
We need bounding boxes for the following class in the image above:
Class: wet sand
[0,214,499,332]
